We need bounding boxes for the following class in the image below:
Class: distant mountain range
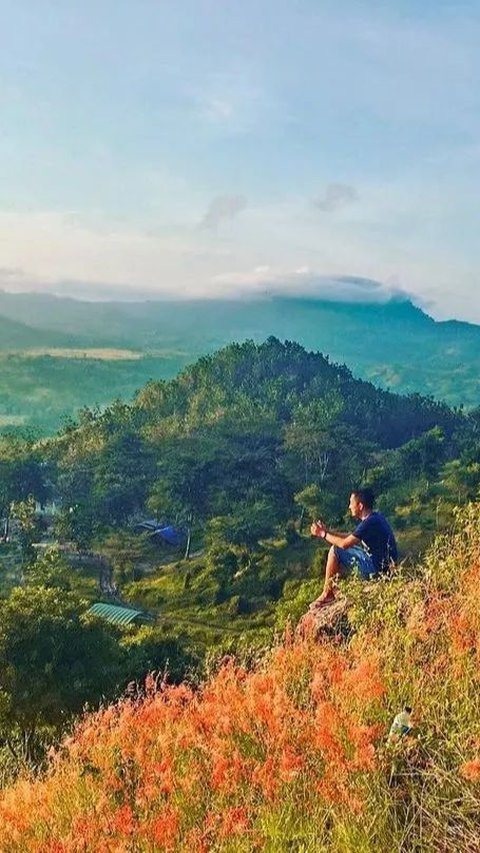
[0,312,85,350]
[0,290,479,410]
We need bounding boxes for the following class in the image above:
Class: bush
[284,520,300,545]
[226,594,252,616]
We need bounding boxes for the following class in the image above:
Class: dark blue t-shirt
[353,512,398,573]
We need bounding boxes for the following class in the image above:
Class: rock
[297,595,350,640]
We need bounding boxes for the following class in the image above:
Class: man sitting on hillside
[310,487,397,608]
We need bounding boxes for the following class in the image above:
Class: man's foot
[309,591,336,610]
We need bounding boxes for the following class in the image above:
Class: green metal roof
[88,602,154,626]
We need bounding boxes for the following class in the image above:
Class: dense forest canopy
[30,338,475,546]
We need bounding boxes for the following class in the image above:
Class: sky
[0,0,479,319]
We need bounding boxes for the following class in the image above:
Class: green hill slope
[0,352,188,434]
[0,314,84,350]
[0,290,479,408]
[42,339,472,562]
[1,339,480,833]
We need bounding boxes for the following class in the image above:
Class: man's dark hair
[352,487,375,509]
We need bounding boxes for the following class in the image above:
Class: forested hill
[1,290,480,407]
[133,337,457,449]
[0,314,85,350]
[37,338,476,554]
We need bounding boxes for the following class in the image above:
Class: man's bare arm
[311,521,360,550]
[324,532,360,549]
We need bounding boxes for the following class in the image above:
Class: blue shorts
[333,545,376,579]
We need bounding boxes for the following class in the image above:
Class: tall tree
[0,584,125,764]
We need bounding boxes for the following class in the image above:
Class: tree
[206,500,276,552]
[23,547,73,592]
[398,427,445,481]
[0,584,125,763]
[439,458,480,504]
[53,423,154,546]
[203,544,239,603]
[9,496,42,565]
[121,626,199,686]
[92,432,154,524]
[0,436,46,521]
[284,394,343,486]
[98,530,146,585]
[148,435,222,559]
[293,484,322,531]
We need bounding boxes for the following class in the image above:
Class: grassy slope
[111,527,428,659]
[0,352,190,434]
[119,537,319,655]
[2,506,480,850]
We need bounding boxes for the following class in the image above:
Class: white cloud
[201,98,235,122]
[0,184,476,321]
[313,184,358,213]
[0,211,226,297]
[199,195,247,229]
[211,266,411,303]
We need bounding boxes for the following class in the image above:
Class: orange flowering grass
[5,505,480,850]
[460,759,480,782]
[0,634,384,851]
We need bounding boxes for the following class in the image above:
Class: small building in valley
[87,602,155,627]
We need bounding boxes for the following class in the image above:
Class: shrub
[284,520,300,545]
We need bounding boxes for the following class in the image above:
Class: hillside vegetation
[0,352,188,435]
[0,314,84,351]
[37,338,477,555]
[1,291,480,411]
[1,338,480,830]
[2,338,479,624]
[1,505,480,851]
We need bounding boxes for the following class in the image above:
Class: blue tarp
[133,520,184,546]
[156,525,182,546]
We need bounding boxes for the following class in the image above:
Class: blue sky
[0,0,479,318]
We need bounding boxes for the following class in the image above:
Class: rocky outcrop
[297,595,350,641]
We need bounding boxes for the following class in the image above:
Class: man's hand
[311,520,327,539]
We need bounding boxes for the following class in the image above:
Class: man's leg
[313,546,342,605]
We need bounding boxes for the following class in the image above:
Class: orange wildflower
[460,759,480,781]
[110,803,136,836]
[148,806,180,849]
[252,755,279,801]
[279,745,305,780]
[219,806,250,839]
[339,656,385,705]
